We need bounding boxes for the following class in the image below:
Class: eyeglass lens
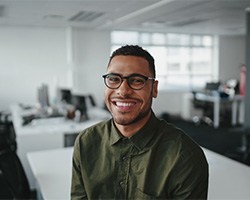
[104,74,148,90]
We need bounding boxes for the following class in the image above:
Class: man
[71,45,209,199]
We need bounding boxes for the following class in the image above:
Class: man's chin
[113,114,145,126]
[113,117,134,126]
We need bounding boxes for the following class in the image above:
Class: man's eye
[108,76,120,82]
[130,77,145,84]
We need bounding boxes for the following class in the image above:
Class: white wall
[219,35,246,82]
[72,29,110,107]
[152,90,183,116]
[0,26,69,110]
[0,27,246,118]
[0,27,110,111]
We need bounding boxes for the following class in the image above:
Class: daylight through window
[111,31,218,91]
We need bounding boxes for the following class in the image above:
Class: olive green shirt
[71,113,208,199]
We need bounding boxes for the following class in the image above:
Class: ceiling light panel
[69,11,105,22]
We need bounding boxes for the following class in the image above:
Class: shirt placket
[116,139,132,199]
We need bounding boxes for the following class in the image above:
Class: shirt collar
[109,120,123,145]
[109,112,160,151]
[129,112,159,151]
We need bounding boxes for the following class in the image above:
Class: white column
[231,99,238,126]
[66,26,76,89]
[243,8,250,128]
[213,97,220,128]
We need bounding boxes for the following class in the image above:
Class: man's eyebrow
[107,72,147,76]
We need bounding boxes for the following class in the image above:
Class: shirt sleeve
[168,147,209,199]
[71,135,88,200]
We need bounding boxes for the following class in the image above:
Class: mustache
[111,95,140,101]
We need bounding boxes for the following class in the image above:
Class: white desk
[11,104,110,189]
[28,148,73,200]
[28,147,250,200]
[193,93,244,128]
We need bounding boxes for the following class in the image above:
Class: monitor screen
[59,89,72,104]
[205,82,220,91]
[71,95,87,115]
[37,84,50,108]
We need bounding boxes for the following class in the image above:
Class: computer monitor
[71,95,88,120]
[87,95,96,107]
[37,84,50,108]
[59,89,72,104]
[205,82,220,91]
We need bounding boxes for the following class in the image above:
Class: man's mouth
[115,102,135,107]
[112,100,137,111]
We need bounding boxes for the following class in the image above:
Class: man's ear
[152,80,158,98]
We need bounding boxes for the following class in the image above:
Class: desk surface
[28,148,73,200]
[11,104,111,136]
[28,147,250,200]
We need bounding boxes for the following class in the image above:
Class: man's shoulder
[155,119,207,165]
[156,118,203,152]
[155,118,185,139]
[77,119,112,141]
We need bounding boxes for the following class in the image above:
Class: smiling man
[71,45,208,199]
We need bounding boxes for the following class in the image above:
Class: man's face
[104,55,158,126]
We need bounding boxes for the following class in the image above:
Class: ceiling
[0,0,250,36]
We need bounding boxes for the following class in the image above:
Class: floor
[160,113,250,166]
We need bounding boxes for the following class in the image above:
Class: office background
[1,1,250,198]
[0,26,246,116]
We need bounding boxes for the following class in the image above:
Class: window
[111,31,218,91]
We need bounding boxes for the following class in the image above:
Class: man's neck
[114,112,152,138]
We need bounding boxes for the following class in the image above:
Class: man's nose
[116,79,133,96]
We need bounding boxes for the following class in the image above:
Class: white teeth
[116,102,134,107]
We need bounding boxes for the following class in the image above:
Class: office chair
[0,149,31,199]
[0,111,32,199]
[0,173,14,199]
[0,115,17,153]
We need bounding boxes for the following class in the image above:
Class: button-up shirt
[71,113,208,199]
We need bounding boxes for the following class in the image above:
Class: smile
[111,100,137,112]
[115,102,135,107]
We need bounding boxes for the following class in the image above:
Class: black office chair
[0,115,17,153]
[0,149,31,199]
[0,171,14,199]
[0,111,32,199]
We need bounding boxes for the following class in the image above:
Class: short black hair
[108,45,156,77]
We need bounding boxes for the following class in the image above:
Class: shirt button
[119,181,124,186]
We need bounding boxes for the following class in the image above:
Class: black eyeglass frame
[102,73,155,90]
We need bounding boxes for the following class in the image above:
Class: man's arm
[168,148,209,199]
[71,137,88,200]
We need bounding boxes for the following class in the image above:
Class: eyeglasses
[102,73,155,90]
